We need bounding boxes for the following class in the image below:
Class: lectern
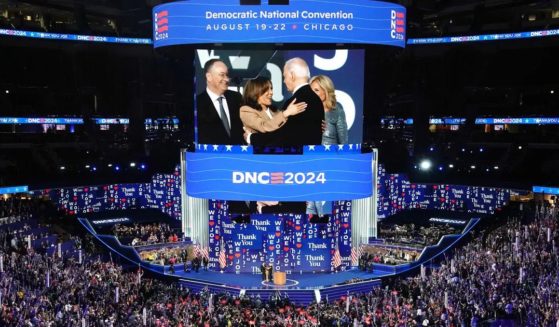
[273,271,286,285]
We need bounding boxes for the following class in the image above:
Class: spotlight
[59,166,66,171]
[448,164,454,168]
[551,90,555,94]
[494,166,499,170]
[419,159,432,171]
[461,148,466,152]
[429,147,434,152]
[92,166,97,171]
[107,163,113,167]
[130,162,136,167]
[470,165,476,169]
[479,148,484,152]
[115,165,120,171]
[85,165,90,169]
[438,166,444,171]
[518,145,523,150]
[140,164,146,170]
[4,90,9,94]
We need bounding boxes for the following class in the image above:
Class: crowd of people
[1,196,559,326]
[0,197,33,221]
[351,202,559,326]
[138,245,189,266]
[359,246,421,268]
[379,222,458,247]
[112,223,181,246]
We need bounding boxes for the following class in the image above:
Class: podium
[273,271,286,285]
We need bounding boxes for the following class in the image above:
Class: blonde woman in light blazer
[240,76,307,134]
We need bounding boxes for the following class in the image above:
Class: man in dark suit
[260,262,267,281]
[246,57,324,147]
[197,59,244,145]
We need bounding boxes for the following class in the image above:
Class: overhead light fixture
[419,159,432,171]
[448,164,454,168]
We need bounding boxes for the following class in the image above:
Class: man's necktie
[217,96,231,137]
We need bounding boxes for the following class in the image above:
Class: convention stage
[78,211,481,304]
[171,268,383,304]
[170,267,383,290]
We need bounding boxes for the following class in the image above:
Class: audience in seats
[1,198,558,326]
[113,222,180,246]
[379,222,458,247]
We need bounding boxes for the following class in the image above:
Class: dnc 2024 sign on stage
[185,145,374,201]
[153,0,406,47]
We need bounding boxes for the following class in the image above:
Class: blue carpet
[169,268,385,289]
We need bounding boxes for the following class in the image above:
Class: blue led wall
[31,167,182,220]
[35,165,517,224]
[207,200,352,273]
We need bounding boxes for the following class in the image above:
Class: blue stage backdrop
[376,164,517,218]
[31,167,182,220]
[207,200,352,274]
[32,164,521,227]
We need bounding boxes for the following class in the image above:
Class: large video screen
[193,49,364,146]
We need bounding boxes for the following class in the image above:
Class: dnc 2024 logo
[232,171,326,184]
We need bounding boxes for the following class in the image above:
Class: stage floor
[169,267,386,289]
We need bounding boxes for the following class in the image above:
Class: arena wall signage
[408,28,559,45]
[475,117,559,125]
[93,118,130,125]
[0,29,151,44]
[0,117,84,124]
[0,185,28,195]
